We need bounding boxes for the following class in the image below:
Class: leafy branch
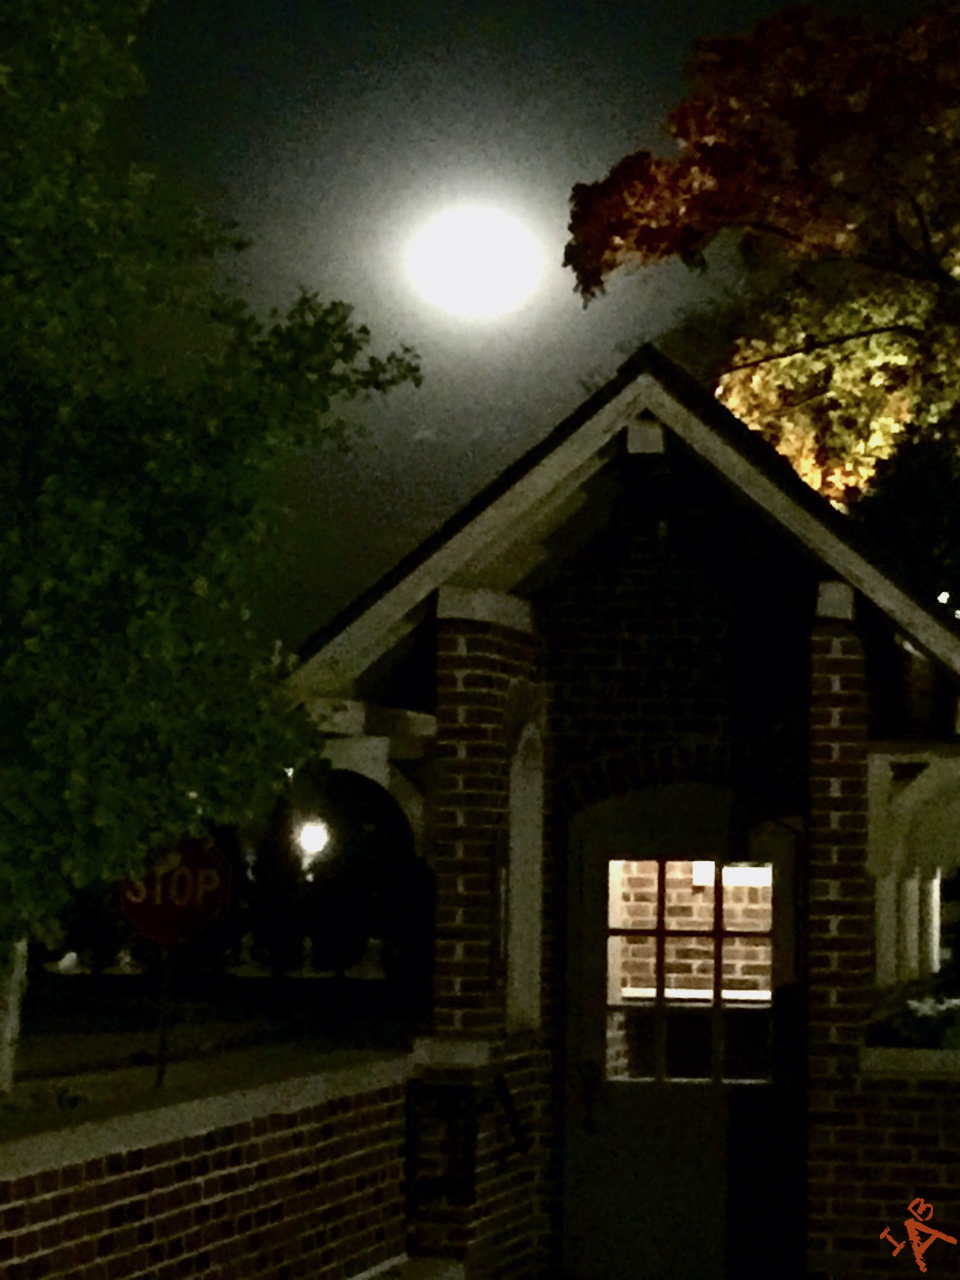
[725,322,927,372]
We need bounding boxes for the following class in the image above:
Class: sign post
[155,945,175,1088]
[118,836,232,1086]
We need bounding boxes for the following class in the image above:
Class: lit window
[606,859,773,1082]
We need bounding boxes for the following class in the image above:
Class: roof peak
[290,345,960,700]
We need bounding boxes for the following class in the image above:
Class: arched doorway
[250,765,435,1024]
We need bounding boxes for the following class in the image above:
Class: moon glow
[408,207,543,318]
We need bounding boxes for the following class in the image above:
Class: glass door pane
[607,1006,658,1080]
[665,859,716,929]
[666,1006,713,1080]
[608,859,658,928]
[606,858,775,1082]
[721,864,772,931]
[664,934,714,998]
[721,936,772,1001]
[608,933,656,1002]
[723,1007,772,1081]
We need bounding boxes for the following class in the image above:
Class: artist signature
[881,1199,957,1273]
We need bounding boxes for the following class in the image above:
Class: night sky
[131,0,930,653]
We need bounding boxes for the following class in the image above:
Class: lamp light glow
[297,820,330,857]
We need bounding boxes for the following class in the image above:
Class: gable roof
[289,343,960,701]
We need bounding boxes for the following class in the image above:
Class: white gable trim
[437,587,533,633]
[288,361,960,703]
[447,448,604,590]
[637,375,960,679]
[288,379,648,699]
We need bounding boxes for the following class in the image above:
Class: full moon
[408,207,543,318]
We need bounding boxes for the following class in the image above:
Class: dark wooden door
[561,787,804,1280]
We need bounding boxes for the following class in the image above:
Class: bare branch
[905,190,935,263]
[745,217,960,295]
[780,380,834,410]
[852,252,960,296]
[887,208,929,272]
[726,323,926,373]
[746,221,808,246]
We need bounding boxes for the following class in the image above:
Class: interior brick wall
[0,1086,405,1280]
[610,859,772,998]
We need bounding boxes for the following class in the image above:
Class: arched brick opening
[554,742,732,818]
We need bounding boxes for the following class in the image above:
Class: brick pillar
[430,587,537,1041]
[806,580,873,1280]
[408,588,541,1270]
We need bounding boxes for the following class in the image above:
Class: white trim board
[289,352,960,699]
[0,1051,411,1181]
[288,380,645,699]
[349,1258,465,1280]
[638,375,960,677]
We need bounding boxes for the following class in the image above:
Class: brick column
[430,587,537,1041]
[806,580,873,1280]
[408,589,542,1272]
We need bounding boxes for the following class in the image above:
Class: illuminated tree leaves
[565,4,960,505]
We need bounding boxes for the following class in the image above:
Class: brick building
[4,344,960,1278]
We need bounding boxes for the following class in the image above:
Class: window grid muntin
[607,858,773,1083]
[609,861,772,1004]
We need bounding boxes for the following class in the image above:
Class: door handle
[578,1058,602,1134]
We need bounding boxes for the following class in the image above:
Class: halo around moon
[408,207,543,318]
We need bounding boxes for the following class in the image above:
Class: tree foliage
[0,0,422,960]
[1,0,244,401]
[564,3,960,505]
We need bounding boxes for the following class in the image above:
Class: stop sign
[119,836,232,945]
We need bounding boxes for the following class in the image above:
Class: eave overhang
[289,343,960,702]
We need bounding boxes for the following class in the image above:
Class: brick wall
[0,1078,406,1280]
[837,1078,960,1277]
[469,1051,551,1280]
[417,608,552,1278]
[406,1050,551,1279]
[534,503,735,1115]
[532,501,736,1274]
[535,499,737,1039]
[808,608,960,1277]
[806,613,873,1278]
[534,510,732,811]
[1,601,555,1280]
[431,618,537,1041]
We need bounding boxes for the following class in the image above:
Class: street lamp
[295,820,331,882]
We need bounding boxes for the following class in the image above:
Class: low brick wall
[469,1050,551,1280]
[403,1044,551,1279]
[0,1055,409,1280]
[812,1069,960,1276]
